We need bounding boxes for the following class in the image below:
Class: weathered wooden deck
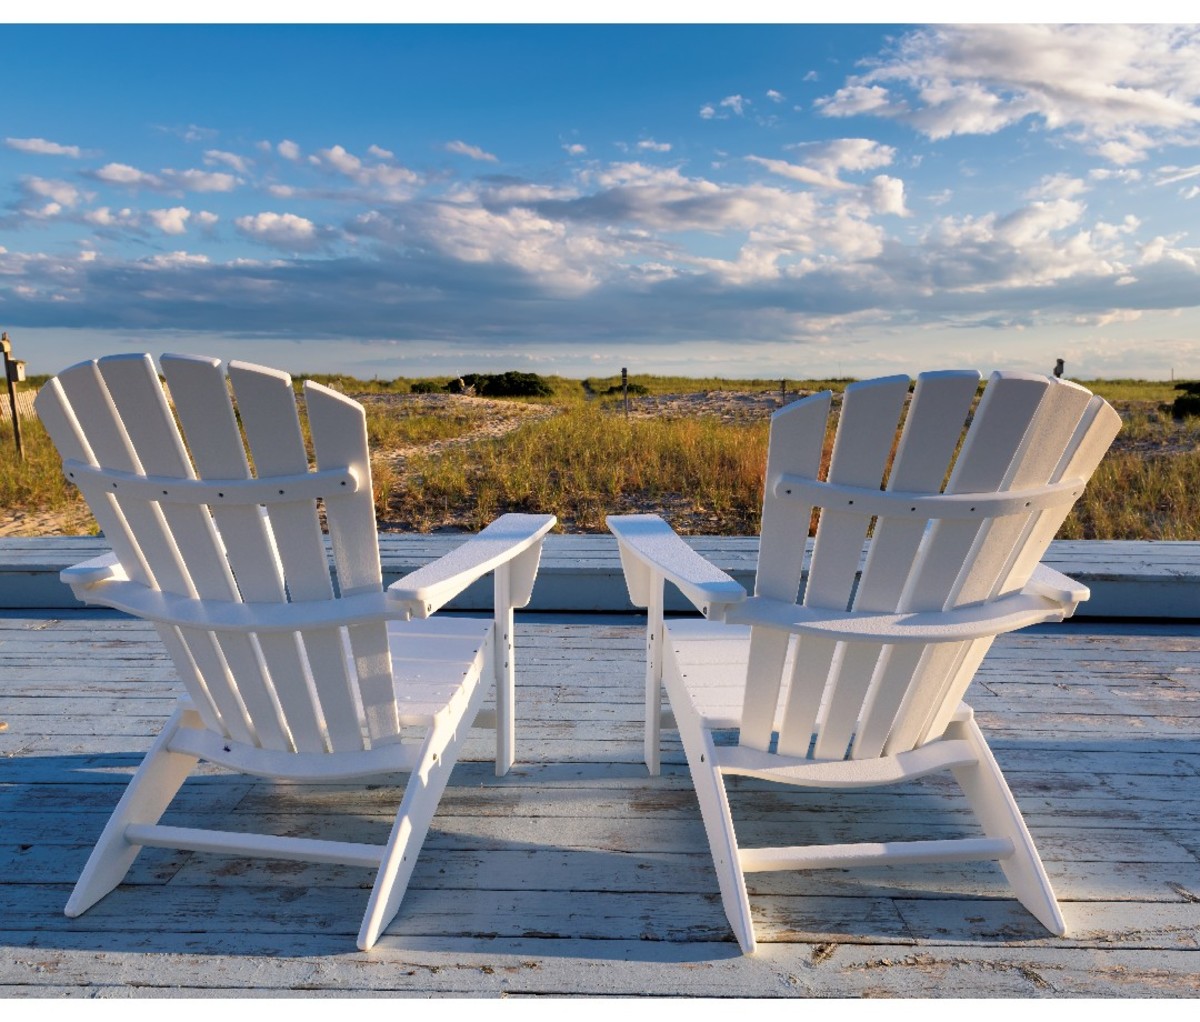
[2,539,1200,996]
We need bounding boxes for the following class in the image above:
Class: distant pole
[780,379,786,403]
[1,332,24,461]
[621,366,629,418]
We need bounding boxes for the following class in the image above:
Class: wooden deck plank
[1,609,1199,996]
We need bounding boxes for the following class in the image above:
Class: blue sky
[3,21,1200,380]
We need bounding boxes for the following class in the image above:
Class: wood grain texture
[2,608,1198,995]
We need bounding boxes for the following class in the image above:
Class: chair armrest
[1024,562,1090,614]
[607,514,746,616]
[386,513,556,618]
[61,551,125,588]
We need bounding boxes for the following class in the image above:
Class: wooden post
[1,333,24,461]
[780,379,786,403]
[621,367,629,418]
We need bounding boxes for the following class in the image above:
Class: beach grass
[3,372,1199,540]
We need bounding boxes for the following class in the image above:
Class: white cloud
[1089,167,1143,183]
[234,211,319,248]
[766,89,784,103]
[445,140,499,163]
[194,211,219,229]
[90,162,236,194]
[319,144,362,174]
[637,139,672,153]
[94,162,160,187]
[820,25,1200,164]
[700,95,749,120]
[1156,163,1200,186]
[367,144,394,160]
[747,155,850,191]
[162,169,238,192]
[144,251,210,268]
[1026,174,1089,200]
[1184,186,1200,200]
[721,95,747,117]
[148,207,191,235]
[563,143,587,156]
[869,175,909,217]
[786,138,896,175]
[22,177,86,207]
[6,137,83,158]
[277,140,301,161]
[307,145,421,200]
[204,149,250,173]
[816,84,894,117]
[83,206,139,228]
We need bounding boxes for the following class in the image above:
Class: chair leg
[949,716,1067,936]
[66,703,201,917]
[357,675,486,951]
[665,667,756,953]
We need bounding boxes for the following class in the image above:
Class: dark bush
[1172,393,1200,418]
[410,380,440,393]
[604,382,649,396]
[449,372,553,397]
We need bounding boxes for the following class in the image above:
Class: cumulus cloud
[204,149,251,173]
[194,210,219,229]
[21,177,87,207]
[93,162,160,187]
[701,95,749,119]
[88,162,237,194]
[83,206,139,228]
[818,25,1200,163]
[6,137,83,158]
[869,175,909,216]
[234,211,319,249]
[367,144,394,160]
[445,140,499,162]
[563,143,587,156]
[766,89,784,103]
[296,145,421,202]
[277,140,302,161]
[148,207,191,235]
[636,139,672,153]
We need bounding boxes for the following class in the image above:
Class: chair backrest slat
[913,390,1124,748]
[46,361,259,745]
[162,356,343,751]
[98,355,296,752]
[881,374,1079,756]
[225,362,361,753]
[739,391,831,751]
[780,376,910,759]
[306,382,395,745]
[36,374,229,738]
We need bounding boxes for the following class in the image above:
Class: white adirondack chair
[35,353,555,950]
[609,370,1121,953]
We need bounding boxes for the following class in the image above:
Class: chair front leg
[493,561,516,776]
[644,574,665,775]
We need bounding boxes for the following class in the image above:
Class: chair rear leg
[949,716,1067,936]
[357,676,487,950]
[66,704,200,917]
[665,667,756,953]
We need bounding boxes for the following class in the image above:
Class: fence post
[622,366,629,418]
[1,332,25,461]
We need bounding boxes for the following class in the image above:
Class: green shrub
[451,372,553,397]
